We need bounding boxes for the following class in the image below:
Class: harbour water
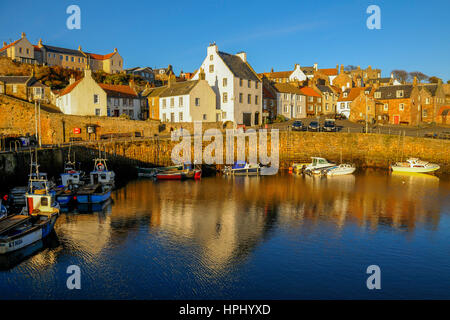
[1,171,449,299]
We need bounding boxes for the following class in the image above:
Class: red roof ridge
[0,39,21,52]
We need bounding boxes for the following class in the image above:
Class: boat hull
[391,165,440,173]
[76,190,111,204]
[0,215,57,254]
[326,166,356,176]
[56,194,73,205]
[156,170,202,180]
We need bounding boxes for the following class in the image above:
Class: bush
[274,115,288,123]
[119,113,130,120]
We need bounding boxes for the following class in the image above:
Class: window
[247,94,251,104]
[425,97,430,104]
[170,113,174,122]
[318,98,321,103]
[256,82,259,89]
[384,103,388,111]
[60,55,63,60]
[399,103,404,111]
[248,80,251,88]
[179,112,183,121]
[239,93,243,103]
[94,94,99,104]
[162,99,166,108]
[162,114,167,122]
[179,97,183,106]
[26,49,29,54]
[223,78,227,87]
[48,53,51,58]
[152,98,155,106]
[203,114,207,120]
[209,65,214,72]
[71,57,74,62]
[325,103,329,111]
[396,90,404,98]
[195,98,200,106]
[223,92,228,103]
[308,96,313,102]
[239,79,243,87]
[66,56,68,61]
[209,55,213,61]
[255,95,259,105]
[170,97,174,107]
[308,105,313,111]
[423,109,428,117]
[284,105,288,113]
[19,48,22,53]
[95,108,100,116]
[343,92,348,98]
[374,92,381,99]
[12,85,17,93]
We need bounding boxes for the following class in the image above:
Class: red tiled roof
[99,83,137,96]
[338,87,365,102]
[59,79,82,96]
[33,45,41,52]
[87,52,116,60]
[299,86,321,97]
[318,68,338,76]
[0,39,20,52]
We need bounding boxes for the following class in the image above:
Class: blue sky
[0,0,449,81]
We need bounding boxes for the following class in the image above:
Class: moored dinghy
[324,164,356,176]
[156,163,202,180]
[223,161,261,176]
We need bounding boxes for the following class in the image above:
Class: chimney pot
[21,32,26,38]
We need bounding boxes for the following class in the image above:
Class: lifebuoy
[97,163,104,171]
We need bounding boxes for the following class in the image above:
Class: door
[393,115,400,124]
[243,113,251,126]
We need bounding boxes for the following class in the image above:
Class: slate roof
[141,86,167,98]
[418,84,438,96]
[316,85,334,94]
[217,52,260,82]
[300,67,315,76]
[159,80,200,97]
[41,45,85,57]
[374,85,414,99]
[0,75,46,88]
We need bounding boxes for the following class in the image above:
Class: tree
[408,71,428,83]
[344,65,357,72]
[391,70,408,83]
[447,80,450,84]
[428,76,442,83]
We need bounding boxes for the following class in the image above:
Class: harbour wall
[1,131,449,191]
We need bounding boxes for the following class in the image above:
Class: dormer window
[343,92,348,98]
[374,92,381,99]
[396,90,404,98]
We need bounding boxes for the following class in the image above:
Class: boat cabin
[90,158,115,185]
[311,157,331,166]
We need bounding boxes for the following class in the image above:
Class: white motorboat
[390,158,440,173]
[304,157,336,174]
[324,164,356,176]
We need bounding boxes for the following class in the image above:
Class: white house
[192,43,262,126]
[100,83,140,119]
[158,77,217,123]
[288,64,307,82]
[273,83,306,119]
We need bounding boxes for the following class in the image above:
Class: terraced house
[0,32,123,73]
[192,43,262,126]
[410,80,446,124]
[158,74,216,123]
[0,71,49,102]
[373,84,415,125]
[273,83,306,119]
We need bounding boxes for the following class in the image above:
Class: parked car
[334,113,347,120]
[322,119,337,132]
[291,120,304,131]
[308,121,320,132]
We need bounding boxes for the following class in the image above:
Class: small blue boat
[75,184,112,204]
[55,155,85,206]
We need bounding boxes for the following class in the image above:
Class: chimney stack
[21,32,26,38]
[340,64,344,74]
[2,41,6,47]
[38,38,43,48]
[69,74,76,85]
[199,68,206,80]
[413,76,418,86]
[313,63,318,71]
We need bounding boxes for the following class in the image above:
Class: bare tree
[391,70,408,83]
[408,71,428,83]
[344,65,357,72]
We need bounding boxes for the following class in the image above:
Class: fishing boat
[56,155,85,205]
[324,164,356,176]
[137,165,183,178]
[89,158,115,186]
[390,158,440,173]
[0,161,59,254]
[223,161,261,176]
[75,183,112,204]
[0,198,7,220]
[156,163,202,180]
[303,157,336,175]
